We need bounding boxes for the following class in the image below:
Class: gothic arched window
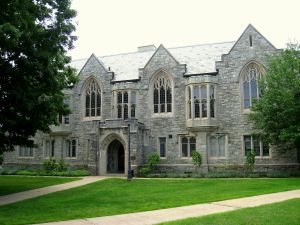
[241,63,263,109]
[85,79,101,117]
[153,73,172,114]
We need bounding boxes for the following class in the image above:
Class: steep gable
[143,44,179,70]
[228,24,276,55]
[78,53,107,76]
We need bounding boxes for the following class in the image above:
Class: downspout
[96,122,100,175]
[206,135,210,173]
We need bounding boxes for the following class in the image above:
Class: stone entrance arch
[107,140,125,173]
[99,133,127,175]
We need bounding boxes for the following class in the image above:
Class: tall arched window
[242,63,263,109]
[153,72,172,114]
[85,79,101,117]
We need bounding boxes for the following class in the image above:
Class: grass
[1,178,300,225]
[0,176,80,196]
[159,198,300,225]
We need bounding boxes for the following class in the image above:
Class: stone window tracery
[85,79,101,117]
[116,90,136,119]
[153,74,172,114]
[188,84,215,119]
[242,63,263,109]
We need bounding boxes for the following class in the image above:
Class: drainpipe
[206,134,210,173]
[127,123,132,180]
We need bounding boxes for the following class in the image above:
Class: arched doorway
[107,140,125,173]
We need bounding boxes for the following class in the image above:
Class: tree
[249,43,300,161]
[0,0,78,154]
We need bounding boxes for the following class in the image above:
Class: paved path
[0,176,105,206]
[38,189,300,225]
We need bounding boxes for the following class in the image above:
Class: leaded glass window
[209,135,226,158]
[210,86,215,118]
[131,91,136,118]
[66,139,77,158]
[181,137,188,157]
[181,137,196,157]
[159,137,166,157]
[243,135,269,157]
[188,86,191,119]
[85,79,101,117]
[242,64,263,109]
[44,139,55,157]
[116,91,136,119]
[153,73,172,114]
[19,146,33,157]
[193,85,211,118]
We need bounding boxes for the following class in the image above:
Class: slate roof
[70,41,235,81]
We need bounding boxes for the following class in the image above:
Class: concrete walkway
[0,176,105,206]
[38,189,300,225]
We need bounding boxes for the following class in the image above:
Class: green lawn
[159,198,300,225]
[0,176,80,196]
[1,178,300,225]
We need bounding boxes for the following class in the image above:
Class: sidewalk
[38,189,300,225]
[0,176,105,206]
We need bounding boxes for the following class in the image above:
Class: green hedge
[0,169,90,177]
[140,171,300,178]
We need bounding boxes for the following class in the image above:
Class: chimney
[137,45,156,52]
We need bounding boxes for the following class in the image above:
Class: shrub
[0,168,90,177]
[57,159,68,172]
[43,158,69,173]
[43,158,57,173]
[191,151,202,171]
[148,152,160,168]
[16,170,38,176]
[139,167,151,175]
[139,152,160,176]
[70,169,90,176]
[245,150,255,174]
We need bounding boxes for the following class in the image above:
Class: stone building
[3,25,299,175]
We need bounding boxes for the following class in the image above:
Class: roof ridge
[168,41,235,50]
[71,41,236,61]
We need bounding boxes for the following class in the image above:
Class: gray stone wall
[3,25,299,174]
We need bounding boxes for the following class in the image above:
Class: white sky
[69,0,300,60]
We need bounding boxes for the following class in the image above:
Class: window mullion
[191,86,195,118]
[199,87,202,118]
[207,84,211,119]
[260,139,263,157]
[248,77,252,107]
[89,91,92,117]
[128,90,131,118]
[188,138,190,157]
[158,89,161,113]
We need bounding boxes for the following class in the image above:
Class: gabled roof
[228,24,276,54]
[70,41,234,81]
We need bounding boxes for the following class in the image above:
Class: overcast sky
[69,0,300,60]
